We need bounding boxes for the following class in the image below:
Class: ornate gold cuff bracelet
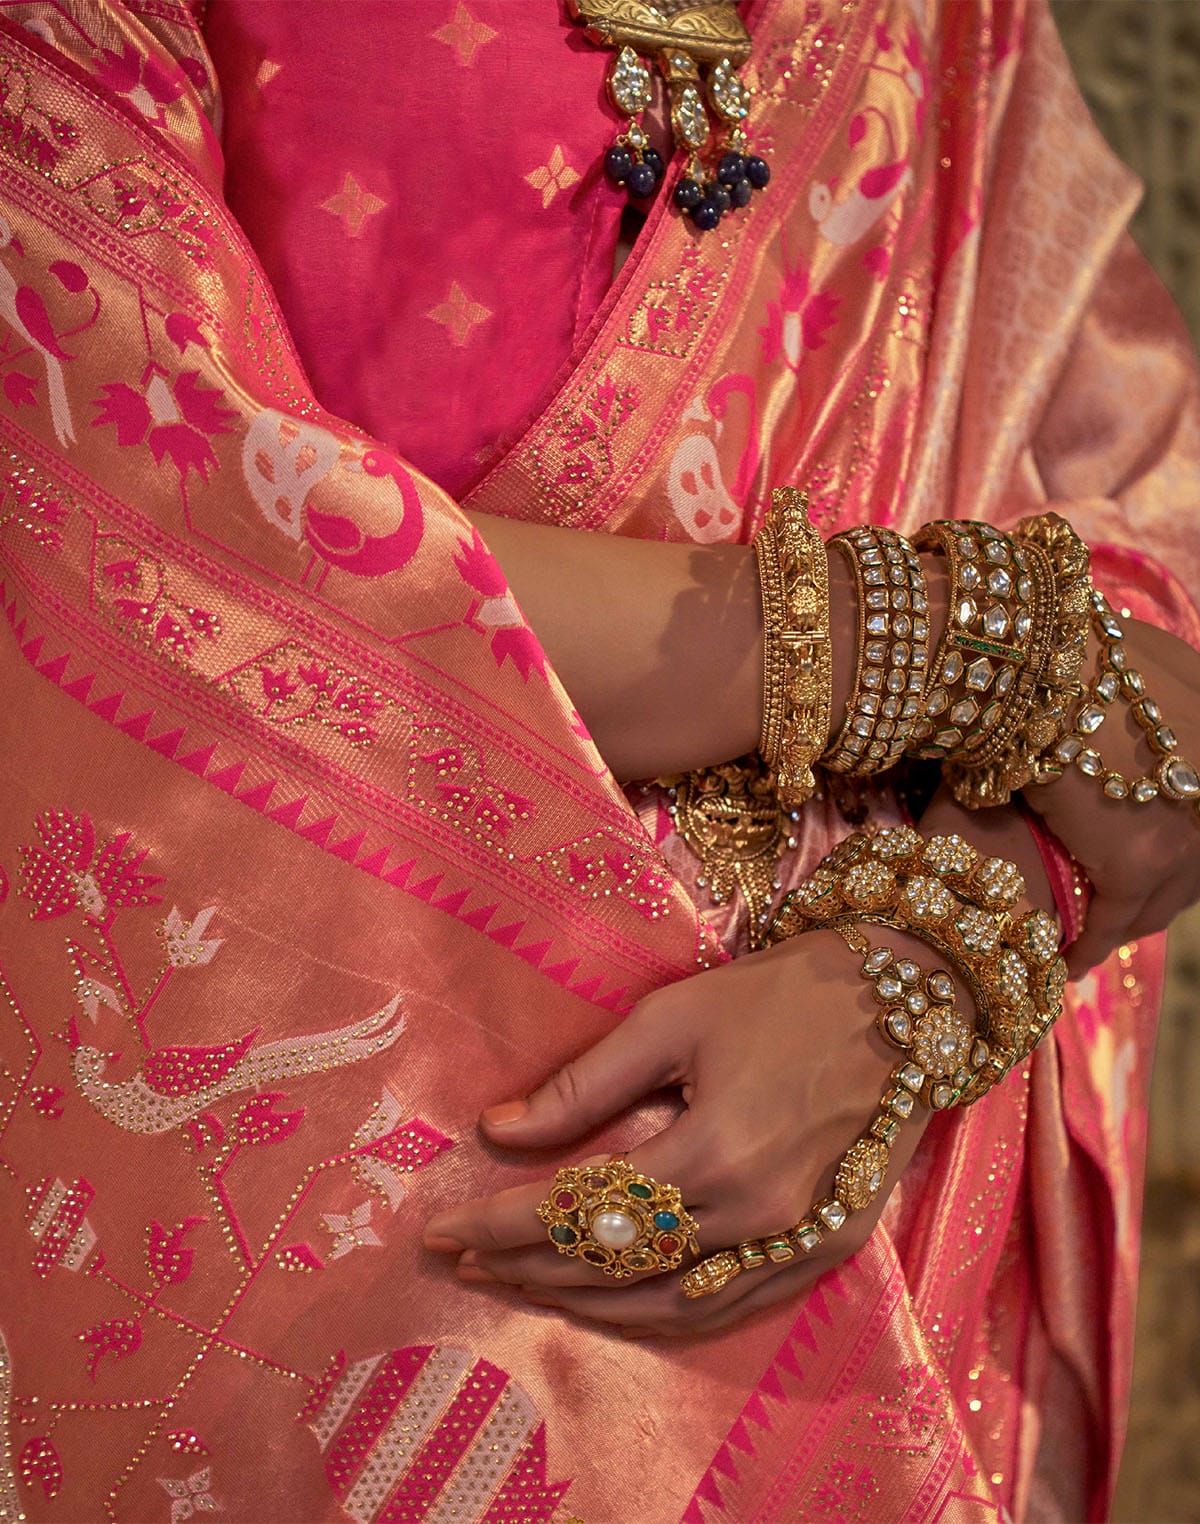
[754,487,832,809]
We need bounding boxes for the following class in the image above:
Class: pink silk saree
[1,3,1199,1522]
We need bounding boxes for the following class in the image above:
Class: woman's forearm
[468,510,870,780]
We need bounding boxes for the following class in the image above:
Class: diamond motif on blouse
[524,145,583,209]
[319,172,387,239]
[427,282,493,347]
[431,2,499,67]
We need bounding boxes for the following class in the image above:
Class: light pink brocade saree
[1,2,1198,1521]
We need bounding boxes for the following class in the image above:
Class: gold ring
[536,1159,698,1279]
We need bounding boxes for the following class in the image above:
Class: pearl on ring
[592,1210,639,1249]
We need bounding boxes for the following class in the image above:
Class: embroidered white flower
[322,1201,383,1260]
[161,907,223,968]
[157,1467,220,1522]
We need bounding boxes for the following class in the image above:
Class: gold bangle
[754,487,832,808]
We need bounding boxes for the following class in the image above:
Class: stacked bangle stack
[681,826,1067,1298]
[677,496,1195,952]
[754,487,833,809]
[823,526,930,774]
[910,515,1090,807]
[902,513,1197,822]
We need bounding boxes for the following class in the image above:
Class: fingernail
[520,1290,558,1308]
[457,1263,498,1285]
[424,1232,464,1253]
[482,1099,528,1126]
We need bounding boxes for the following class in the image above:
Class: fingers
[516,1239,845,1338]
[425,1177,567,1255]
[480,1001,688,1151]
[457,1245,647,1291]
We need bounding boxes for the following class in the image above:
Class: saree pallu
[0,2,1198,1521]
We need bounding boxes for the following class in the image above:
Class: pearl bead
[592,1210,639,1249]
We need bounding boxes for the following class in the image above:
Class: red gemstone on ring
[554,1191,576,1210]
[657,1235,679,1255]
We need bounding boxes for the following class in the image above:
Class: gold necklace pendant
[665,756,792,948]
[566,1,771,232]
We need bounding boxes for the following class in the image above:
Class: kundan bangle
[769,826,1067,1100]
[909,520,1043,774]
[754,487,832,808]
[906,514,1091,807]
[823,526,930,775]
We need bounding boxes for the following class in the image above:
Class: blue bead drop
[717,152,746,187]
[626,161,657,199]
[673,176,703,210]
[708,183,732,215]
[745,155,771,189]
[691,199,721,231]
[605,145,634,183]
[642,147,665,181]
[730,176,753,209]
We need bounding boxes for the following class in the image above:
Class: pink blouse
[206,1,631,497]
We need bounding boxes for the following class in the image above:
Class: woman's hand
[1021,618,1200,973]
[424,929,933,1338]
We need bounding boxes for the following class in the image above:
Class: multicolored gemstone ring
[537,1159,699,1278]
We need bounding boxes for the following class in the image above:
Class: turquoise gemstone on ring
[653,1211,680,1231]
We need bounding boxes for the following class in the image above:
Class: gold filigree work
[663,755,790,948]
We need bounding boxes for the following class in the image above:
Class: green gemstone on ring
[627,1182,653,1199]
[550,1225,577,1246]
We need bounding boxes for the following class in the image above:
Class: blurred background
[1049,5,1200,1519]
